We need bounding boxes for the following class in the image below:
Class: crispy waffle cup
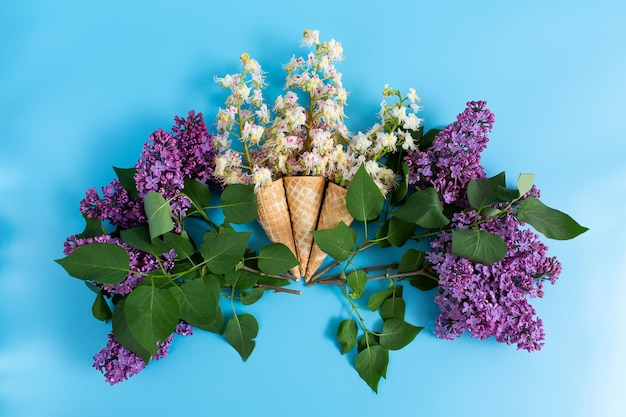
[256,176,353,281]
[305,182,354,281]
[283,176,326,278]
[255,178,301,278]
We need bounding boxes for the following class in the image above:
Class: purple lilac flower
[79,179,146,229]
[171,111,217,183]
[405,101,495,207]
[93,321,194,385]
[428,188,562,351]
[134,112,216,231]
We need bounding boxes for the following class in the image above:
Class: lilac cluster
[93,322,194,385]
[79,111,215,232]
[428,189,562,351]
[171,111,216,183]
[63,234,169,295]
[405,101,495,207]
[134,111,215,230]
[80,179,146,229]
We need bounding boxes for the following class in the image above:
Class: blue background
[1,1,625,416]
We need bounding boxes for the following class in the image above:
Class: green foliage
[386,217,416,247]
[380,297,405,320]
[77,214,108,239]
[355,343,389,393]
[337,319,358,354]
[451,229,508,265]
[368,289,394,311]
[378,319,423,350]
[224,314,258,361]
[311,221,356,261]
[517,173,535,197]
[92,292,112,322]
[467,172,506,210]
[200,229,251,274]
[220,184,257,224]
[112,301,152,363]
[55,243,130,284]
[183,178,212,211]
[124,284,180,357]
[240,288,265,305]
[392,187,449,228]
[144,192,175,240]
[346,164,385,222]
[176,279,219,329]
[347,270,368,299]
[225,269,259,290]
[518,196,588,240]
[257,243,299,275]
[113,166,138,197]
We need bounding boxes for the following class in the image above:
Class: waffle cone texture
[255,177,353,281]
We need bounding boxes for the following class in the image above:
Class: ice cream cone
[283,176,326,278]
[255,178,300,278]
[305,182,354,281]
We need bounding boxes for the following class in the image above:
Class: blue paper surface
[1,1,625,416]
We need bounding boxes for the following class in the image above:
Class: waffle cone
[255,178,300,278]
[283,176,326,278]
[305,182,354,281]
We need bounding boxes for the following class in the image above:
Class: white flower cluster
[213,53,272,188]
[211,30,423,196]
[350,86,424,161]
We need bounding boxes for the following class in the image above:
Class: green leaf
[113,166,138,197]
[144,192,174,240]
[200,230,251,274]
[177,279,219,329]
[517,173,535,197]
[221,184,257,224]
[257,243,299,275]
[467,172,506,210]
[77,214,108,239]
[393,187,449,228]
[375,219,392,248]
[225,269,258,290]
[224,314,258,361]
[518,196,588,240]
[398,248,425,273]
[451,229,508,265]
[120,225,158,254]
[55,243,130,284]
[355,344,389,393]
[378,319,423,350]
[380,297,406,320]
[112,301,152,363]
[311,221,357,261]
[336,319,358,354]
[240,288,265,305]
[183,177,212,210]
[162,232,196,261]
[398,249,438,291]
[387,217,416,247]
[204,307,224,334]
[391,161,409,206]
[92,292,112,322]
[368,289,394,311]
[124,284,180,356]
[347,270,368,299]
[496,186,520,203]
[419,128,441,151]
[357,332,379,353]
[346,164,384,222]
